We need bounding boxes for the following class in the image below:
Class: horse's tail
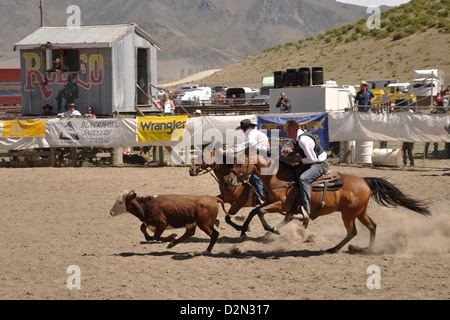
[364,177,431,216]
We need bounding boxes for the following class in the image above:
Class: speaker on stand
[285,69,298,87]
[274,71,286,88]
[298,67,311,86]
[312,66,324,85]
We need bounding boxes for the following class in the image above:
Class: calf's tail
[215,197,231,217]
[364,177,431,216]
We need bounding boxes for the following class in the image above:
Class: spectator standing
[155,92,175,116]
[355,81,376,112]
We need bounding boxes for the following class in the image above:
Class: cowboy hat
[236,119,257,130]
[360,81,369,86]
[42,104,53,110]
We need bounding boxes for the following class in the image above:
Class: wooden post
[158,146,164,166]
[50,147,57,167]
[70,148,77,167]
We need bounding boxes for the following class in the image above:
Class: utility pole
[40,0,44,27]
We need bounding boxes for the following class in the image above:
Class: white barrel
[372,148,402,166]
[354,141,373,164]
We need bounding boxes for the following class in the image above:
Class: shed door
[137,48,149,106]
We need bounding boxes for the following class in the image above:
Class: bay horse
[229,153,431,253]
[189,147,259,231]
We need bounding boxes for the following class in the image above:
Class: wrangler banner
[137,116,189,142]
[0,120,45,138]
[257,114,329,151]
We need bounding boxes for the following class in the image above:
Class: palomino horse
[229,154,431,253]
[189,147,259,231]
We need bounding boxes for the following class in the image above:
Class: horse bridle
[230,160,254,183]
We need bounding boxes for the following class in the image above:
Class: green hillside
[200,0,450,88]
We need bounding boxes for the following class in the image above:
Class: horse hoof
[302,219,309,229]
[348,245,372,254]
[325,247,339,254]
[272,227,281,235]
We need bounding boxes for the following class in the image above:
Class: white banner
[0,113,448,151]
[47,118,122,147]
[328,112,450,142]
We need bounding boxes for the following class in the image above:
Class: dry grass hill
[199,0,450,89]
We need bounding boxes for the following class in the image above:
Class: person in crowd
[57,103,82,118]
[155,92,175,115]
[402,110,415,166]
[84,106,96,118]
[402,141,415,166]
[276,92,291,113]
[434,93,443,109]
[281,119,328,221]
[442,95,449,113]
[53,58,68,72]
[40,104,55,116]
[355,81,376,112]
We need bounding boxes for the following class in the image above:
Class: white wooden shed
[14,23,161,115]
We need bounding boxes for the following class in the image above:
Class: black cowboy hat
[42,104,53,110]
[236,119,257,131]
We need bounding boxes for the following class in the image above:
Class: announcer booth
[14,23,161,116]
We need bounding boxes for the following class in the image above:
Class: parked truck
[386,82,417,106]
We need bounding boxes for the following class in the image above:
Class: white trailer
[269,87,353,113]
[412,69,445,98]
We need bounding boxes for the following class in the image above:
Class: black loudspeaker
[285,69,298,87]
[312,66,324,85]
[274,71,285,88]
[298,67,311,86]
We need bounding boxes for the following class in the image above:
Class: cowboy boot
[293,205,309,222]
[289,194,309,221]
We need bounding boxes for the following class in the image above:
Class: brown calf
[110,190,229,254]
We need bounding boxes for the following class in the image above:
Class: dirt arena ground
[0,164,448,300]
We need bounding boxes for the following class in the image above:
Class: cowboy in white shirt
[221,119,270,204]
[57,103,82,118]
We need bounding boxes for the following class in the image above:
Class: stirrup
[292,206,309,221]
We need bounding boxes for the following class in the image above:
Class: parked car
[211,85,227,93]
[211,85,228,98]
[179,84,199,91]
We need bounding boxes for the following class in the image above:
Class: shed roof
[14,23,162,51]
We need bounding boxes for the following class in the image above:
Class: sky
[337,0,411,6]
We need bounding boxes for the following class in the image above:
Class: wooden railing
[0,105,22,117]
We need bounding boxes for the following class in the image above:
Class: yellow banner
[0,120,46,137]
[137,116,188,142]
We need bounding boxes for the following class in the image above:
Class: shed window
[45,49,80,73]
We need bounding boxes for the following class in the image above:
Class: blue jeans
[250,174,265,202]
[298,161,329,214]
